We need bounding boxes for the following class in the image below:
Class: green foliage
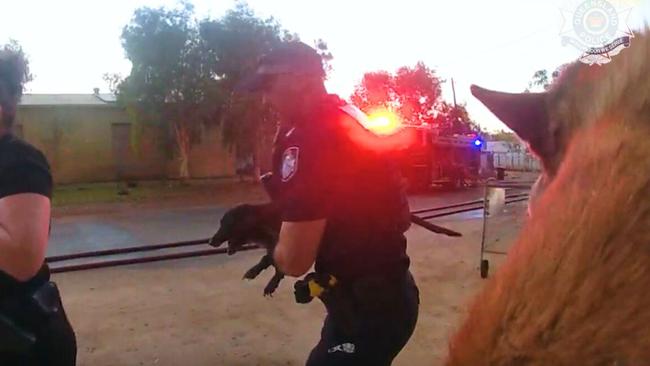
[118,1,218,114]
[102,73,123,95]
[526,64,568,92]
[199,1,285,158]
[528,69,550,91]
[115,1,222,177]
[115,1,333,173]
[486,129,521,144]
[434,101,481,135]
[200,2,332,161]
[0,40,33,88]
[351,62,480,135]
[314,38,334,77]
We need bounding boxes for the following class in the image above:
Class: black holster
[294,273,365,337]
[0,312,36,353]
[0,281,63,353]
[319,284,359,337]
[318,271,413,338]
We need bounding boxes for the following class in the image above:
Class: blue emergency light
[473,138,482,147]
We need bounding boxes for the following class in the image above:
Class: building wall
[16,105,236,184]
[166,123,237,179]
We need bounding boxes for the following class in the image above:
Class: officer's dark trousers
[306,271,419,366]
[0,268,77,366]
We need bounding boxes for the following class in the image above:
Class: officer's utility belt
[294,272,359,335]
[294,271,409,336]
[293,270,409,305]
[0,281,63,353]
[293,272,338,304]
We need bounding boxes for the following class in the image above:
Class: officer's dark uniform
[0,133,77,365]
[266,94,420,365]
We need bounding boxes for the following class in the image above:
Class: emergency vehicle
[397,125,486,191]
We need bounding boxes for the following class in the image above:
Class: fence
[492,152,541,172]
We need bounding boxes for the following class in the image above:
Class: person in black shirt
[234,42,419,365]
[0,50,76,365]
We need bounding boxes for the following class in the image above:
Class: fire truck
[397,125,486,191]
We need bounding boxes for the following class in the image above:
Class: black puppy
[209,203,284,296]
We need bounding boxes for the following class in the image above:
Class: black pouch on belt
[0,281,62,353]
[349,272,409,317]
[294,273,360,337]
[320,284,359,337]
[28,282,62,323]
[0,311,37,353]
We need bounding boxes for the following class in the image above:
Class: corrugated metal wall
[492,152,541,171]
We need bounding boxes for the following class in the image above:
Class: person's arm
[271,136,337,277]
[0,161,53,281]
[274,219,326,277]
[0,193,51,281]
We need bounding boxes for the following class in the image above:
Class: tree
[350,71,395,112]
[351,62,442,125]
[200,1,333,175]
[314,38,334,77]
[102,73,123,94]
[1,40,33,91]
[114,1,333,178]
[117,1,220,179]
[393,63,442,125]
[351,62,481,134]
[528,69,550,91]
[434,102,481,135]
[488,129,520,143]
[526,64,568,92]
[199,2,284,176]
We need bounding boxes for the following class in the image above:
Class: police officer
[236,41,419,365]
[0,50,77,365]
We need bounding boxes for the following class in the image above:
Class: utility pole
[451,77,457,108]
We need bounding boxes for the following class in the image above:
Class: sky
[1,0,649,132]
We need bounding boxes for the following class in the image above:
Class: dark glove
[209,202,282,254]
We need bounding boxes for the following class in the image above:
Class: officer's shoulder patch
[281,146,299,182]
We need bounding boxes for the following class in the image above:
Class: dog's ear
[470,84,550,156]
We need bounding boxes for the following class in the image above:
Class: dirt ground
[52,200,528,366]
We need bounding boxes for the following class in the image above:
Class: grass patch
[52,178,264,208]
[53,181,185,207]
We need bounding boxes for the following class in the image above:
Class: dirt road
[52,200,528,366]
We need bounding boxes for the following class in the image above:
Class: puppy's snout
[209,229,228,247]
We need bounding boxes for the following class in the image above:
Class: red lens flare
[363,109,402,136]
[340,107,417,153]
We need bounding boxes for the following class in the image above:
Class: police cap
[235,41,325,93]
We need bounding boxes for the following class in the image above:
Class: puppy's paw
[263,286,276,297]
[243,267,262,280]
